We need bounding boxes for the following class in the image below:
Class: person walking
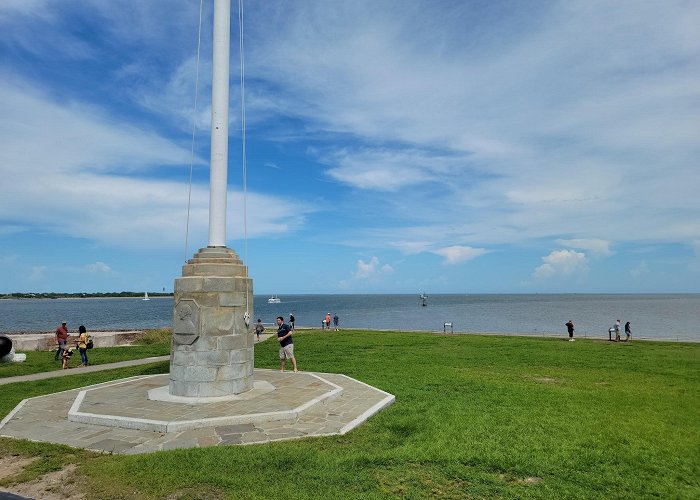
[54,321,69,361]
[76,325,90,366]
[333,313,339,331]
[255,319,265,342]
[276,316,297,372]
[565,320,575,342]
[625,321,632,341]
[615,319,621,342]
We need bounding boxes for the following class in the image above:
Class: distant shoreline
[0,294,173,300]
[2,292,699,299]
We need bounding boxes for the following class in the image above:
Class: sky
[0,0,699,295]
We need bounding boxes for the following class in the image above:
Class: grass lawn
[1,330,698,499]
[0,329,171,378]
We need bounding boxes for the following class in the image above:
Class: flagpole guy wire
[184,0,205,264]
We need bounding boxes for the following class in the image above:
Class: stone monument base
[170,246,254,398]
[0,369,395,454]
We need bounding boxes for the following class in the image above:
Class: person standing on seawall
[615,319,621,342]
[625,321,632,342]
[288,314,295,331]
[54,321,69,361]
[325,312,331,331]
[565,320,575,342]
[77,325,89,366]
[276,316,298,372]
[333,313,339,331]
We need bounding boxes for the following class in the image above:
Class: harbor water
[1,294,698,342]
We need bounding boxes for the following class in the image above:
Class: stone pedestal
[169,247,254,397]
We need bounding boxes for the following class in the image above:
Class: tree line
[0,292,173,299]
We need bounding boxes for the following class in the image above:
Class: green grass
[1,330,698,499]
[0,329,171,378]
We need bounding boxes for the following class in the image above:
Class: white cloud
[557,239,613,257]
[243,0,700,248]
[389,241,433,254]
[354,257,393,280]
[1,0,699,293]
[0,78,192,176]
[432,246,488,265]
[0,0,47,16]
[86,262,112,274]
[324,149,441,192]
[629,261,649,278]
[533,250,588,279]
[0,77,312,250]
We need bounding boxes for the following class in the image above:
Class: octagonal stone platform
[68,371,342,432]
[0,369,395,455]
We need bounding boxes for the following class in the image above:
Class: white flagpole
[208,0,231,247]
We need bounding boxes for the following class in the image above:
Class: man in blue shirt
[276,316,298,372]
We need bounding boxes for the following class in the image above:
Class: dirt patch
[529,375,559,383]
[113,331,149,345]
[499,473,542,485]
[167,485,227,500]
[0,455,37,481]
[1,463,85,500]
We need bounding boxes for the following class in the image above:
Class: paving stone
[90,439,137,453]
[215,423,255,435]
[219,435,244,445]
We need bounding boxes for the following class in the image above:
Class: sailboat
[419,293,428,307]
[143,292,150,301]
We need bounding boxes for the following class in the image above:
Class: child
[255,319,265,342]
[61,347,74,369]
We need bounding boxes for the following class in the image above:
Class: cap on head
[62,321,67,325]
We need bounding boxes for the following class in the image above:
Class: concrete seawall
[7,331,146,352]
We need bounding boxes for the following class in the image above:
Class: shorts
[279,344,294,359]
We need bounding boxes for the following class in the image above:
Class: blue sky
[1,0,699,294]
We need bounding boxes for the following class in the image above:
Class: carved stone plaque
[172,299,199,345]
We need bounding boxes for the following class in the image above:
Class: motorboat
[268,295,281,304]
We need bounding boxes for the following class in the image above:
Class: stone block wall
[169,247,254,397]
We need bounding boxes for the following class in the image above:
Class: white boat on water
[143,292,150,301]
[268,295,281,304]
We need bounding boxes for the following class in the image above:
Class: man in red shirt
[54,321,69,361]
